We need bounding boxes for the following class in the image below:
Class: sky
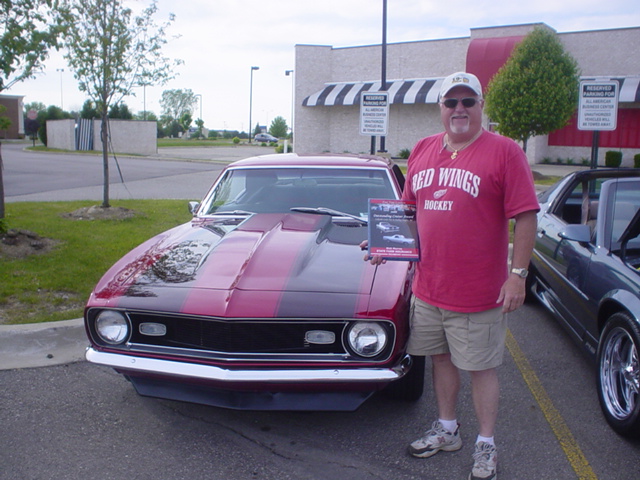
[9,0,640,133]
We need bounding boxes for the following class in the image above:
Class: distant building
[294,23,640,165]
[0,94,25,139]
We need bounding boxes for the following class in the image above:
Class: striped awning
[303,78,444,107]
[611,76,640,103]
[303,75,640,107]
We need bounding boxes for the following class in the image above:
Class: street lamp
[249,66,259,142]
[194,93,203,138]
[195,94,202,121]
[285,70,294,142]
[56,68,64,110]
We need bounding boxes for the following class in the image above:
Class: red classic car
[84,153,423,411]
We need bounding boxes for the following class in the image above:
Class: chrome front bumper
[86,347,410,384]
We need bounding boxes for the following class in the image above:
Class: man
[366,72,539,480]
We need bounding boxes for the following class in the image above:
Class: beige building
[294,23,640,165]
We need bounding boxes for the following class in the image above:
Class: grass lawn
[1,200,192,325]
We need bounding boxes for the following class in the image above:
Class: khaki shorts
[406,296,507,371]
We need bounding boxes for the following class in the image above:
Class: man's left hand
[497,275,526,313]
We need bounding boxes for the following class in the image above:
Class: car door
[536,179,598,338]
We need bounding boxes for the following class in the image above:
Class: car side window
[552,179,602,228]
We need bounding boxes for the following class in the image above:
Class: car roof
[227,153,395,170]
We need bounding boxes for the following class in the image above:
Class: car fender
[599,288,640,330]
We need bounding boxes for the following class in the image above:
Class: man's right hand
[359,240,386,265]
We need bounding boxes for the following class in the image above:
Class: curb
[0,318,87,370]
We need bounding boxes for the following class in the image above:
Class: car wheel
[383,355,425,401]
[596,311,640,437]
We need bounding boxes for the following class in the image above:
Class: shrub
[605,150,622,168]
[275,143,293,153]
[398,148,411,159]
[232,136,240,144]
[634,153,640,168]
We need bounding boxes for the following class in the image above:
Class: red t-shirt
[402,130,539,312]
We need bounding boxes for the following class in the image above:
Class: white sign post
[360,92,389,136]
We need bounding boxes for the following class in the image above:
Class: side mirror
[558,224,591,243]
[188,201,200,215]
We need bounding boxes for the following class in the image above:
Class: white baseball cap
[439,72,483,98]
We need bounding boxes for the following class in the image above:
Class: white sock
[476,434,495,446]
[439,418,458,433]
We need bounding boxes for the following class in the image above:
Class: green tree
[178,111,192,133]
[0,105,10,220]
[109,103,133,119]
[193,118,204,139]
[60,0,181,208]
[160,89,197,129]
[0,0,61,91]
[23,101,47,115]
[0,0,62,221]
[269,116,288,139]
[80,99,98,119]
[484,27,580,152]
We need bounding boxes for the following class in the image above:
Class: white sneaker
[408,420,462,458]
[469,441,498,480]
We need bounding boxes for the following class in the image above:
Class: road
[2,142,271,202]
[1,144,638,479]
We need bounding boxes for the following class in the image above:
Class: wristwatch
[511,267,528,279]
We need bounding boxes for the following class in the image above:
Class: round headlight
[95,310,130,345]
[347,322,387,358]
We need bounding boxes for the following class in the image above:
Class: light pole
[249,66,259,142]
[195,93,203,137]
[285,70,294,142]
[56,68,64,110]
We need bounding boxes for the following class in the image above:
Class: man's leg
[408,353,462,458]
[468,367,499,480]
[469,367,499,437]
[432,352,460,420]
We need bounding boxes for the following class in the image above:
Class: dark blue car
[529,168,640,437]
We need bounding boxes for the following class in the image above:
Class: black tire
[524,263,537,304]
[383,355,425,401]
[596,311,640,438]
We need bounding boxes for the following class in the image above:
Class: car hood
[89,213,409,318]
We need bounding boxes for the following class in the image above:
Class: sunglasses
[441,97,479,109]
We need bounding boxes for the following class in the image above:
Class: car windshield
[200,167,398,218]
[605,179,640,250]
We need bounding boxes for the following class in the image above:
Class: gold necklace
[444,131,481,159]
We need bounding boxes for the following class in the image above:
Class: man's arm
[498,210,538,313]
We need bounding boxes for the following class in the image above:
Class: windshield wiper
[290,207,367,225]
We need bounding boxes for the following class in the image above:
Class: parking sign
[578,80,619,131]
[360,92,389,136]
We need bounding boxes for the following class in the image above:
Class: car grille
[127,311,348,356]
[86,309,396,362]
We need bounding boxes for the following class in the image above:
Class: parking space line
[506,330,597,480]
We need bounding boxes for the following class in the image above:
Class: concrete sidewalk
[0,318,86,370]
